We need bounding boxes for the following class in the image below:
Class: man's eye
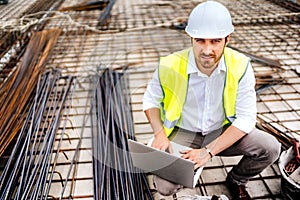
[212,39,221,43]
[195,39,203,43]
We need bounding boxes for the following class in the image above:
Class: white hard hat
[185,1,234,39]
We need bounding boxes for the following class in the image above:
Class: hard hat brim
[185,26,234,39]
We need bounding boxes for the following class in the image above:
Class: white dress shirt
[143,50,257,134]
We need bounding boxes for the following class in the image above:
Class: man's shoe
[226,177,251,200]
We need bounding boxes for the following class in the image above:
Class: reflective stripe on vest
[159,47,250,137]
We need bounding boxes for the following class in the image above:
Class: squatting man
[143,1,281,199]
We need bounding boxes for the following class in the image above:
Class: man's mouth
[201,55,214,60]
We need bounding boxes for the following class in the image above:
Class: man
[142,1,281,200]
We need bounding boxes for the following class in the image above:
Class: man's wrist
[154,127,164,135]
[204,146,213,158]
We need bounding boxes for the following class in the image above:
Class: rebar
[59,0,109,12]
[91,68,153,200]
[0,68,75,200]
[0,0,300,199]
[0,28,61,157]
[98,0,116,28]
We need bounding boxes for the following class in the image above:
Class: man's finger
[179,150,190,154]
[181,153,190,159]
[168,145,173,154]
[194,163,200,170]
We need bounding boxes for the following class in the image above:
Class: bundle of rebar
[91,68,153,200]
[0,28,61,157]
[0,68,75,199]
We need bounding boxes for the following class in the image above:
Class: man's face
[192,37,228,73]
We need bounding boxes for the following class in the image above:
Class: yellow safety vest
[158,47,250,137]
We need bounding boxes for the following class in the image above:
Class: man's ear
[225,35,231,45]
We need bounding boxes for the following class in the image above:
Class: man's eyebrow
[194,38,223,40]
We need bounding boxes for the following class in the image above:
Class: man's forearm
[144,108,164,134]
[207,125,247,157]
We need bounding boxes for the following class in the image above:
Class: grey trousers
[153,126,281,195]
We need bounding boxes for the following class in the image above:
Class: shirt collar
[187,50,226,77]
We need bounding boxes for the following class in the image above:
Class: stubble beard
[198,54,221,70]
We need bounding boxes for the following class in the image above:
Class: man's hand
[144,108,173,153]
[180,148,210,169]
[151,129,173,153]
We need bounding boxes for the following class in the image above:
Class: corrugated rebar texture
[0,29,61,156]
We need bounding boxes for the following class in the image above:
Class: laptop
[128,139,203,188]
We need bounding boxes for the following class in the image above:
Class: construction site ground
[0,0,300,199]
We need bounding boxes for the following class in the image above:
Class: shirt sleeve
[142,69,163,111]
[231,62,257,134]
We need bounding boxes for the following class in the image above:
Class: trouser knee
[153,175,182,196]
[267,138,281,163]
[257,133,281,165]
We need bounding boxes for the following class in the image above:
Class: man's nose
[202,42,213,55]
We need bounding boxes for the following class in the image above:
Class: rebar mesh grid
[0,0,300,199]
